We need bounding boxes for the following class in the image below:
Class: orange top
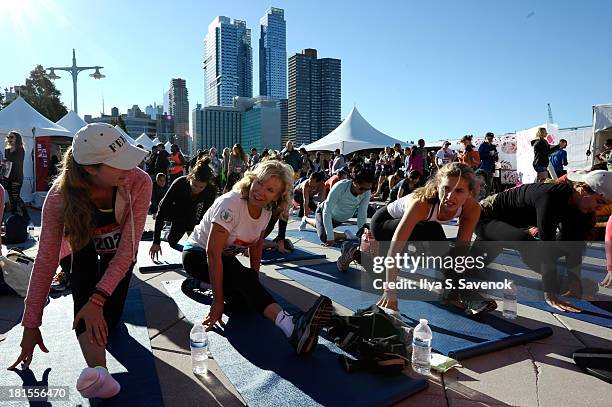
[169,152,184,175]
[459,150,480,169]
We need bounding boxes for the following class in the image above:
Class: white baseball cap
[567,170,612,200]
[72,123,148,170]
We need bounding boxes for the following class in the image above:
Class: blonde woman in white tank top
[377,163,483,312]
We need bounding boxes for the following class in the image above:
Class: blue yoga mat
[277,263,552,360]
[261,245,326,264]
[0,289,163,406]
[163,279,428,407]
[286,225,359,249]
[137,241,183,272]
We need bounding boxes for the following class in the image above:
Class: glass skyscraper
[288,49,341,145]
[259,7,287,100]
[203,16,253,107]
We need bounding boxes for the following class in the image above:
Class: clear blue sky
[2,0,611,143]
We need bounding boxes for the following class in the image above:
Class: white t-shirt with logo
[187,191,272,255]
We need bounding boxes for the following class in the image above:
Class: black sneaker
[289,295,333,355]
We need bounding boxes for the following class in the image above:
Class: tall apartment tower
[203,16,253,107]
[259,7,287,100]
[288,49,341,145]
[168,78,190,152]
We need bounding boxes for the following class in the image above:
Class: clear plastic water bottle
[412,319,432,375]
[27,222,35,240]
[190,323,209,375]
[503,280,517,319]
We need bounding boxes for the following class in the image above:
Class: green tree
[111,115,127,132]
[20,65,68,122]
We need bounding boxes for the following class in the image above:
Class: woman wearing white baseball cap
[10,123,152,399]
[476,170,612,312]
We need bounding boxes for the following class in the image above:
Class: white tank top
[386,196,462,223]
[386,194,411,219]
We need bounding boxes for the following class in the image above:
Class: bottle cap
[419,318,428,325]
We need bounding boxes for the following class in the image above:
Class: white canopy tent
[164,141,172,151]
[56,111,87,135]
[0,97,70,202]
[304,107,407,154]
[114,125,137,145]
[590,104,612,166]
[135,133,154,149]
[151,137,161,146]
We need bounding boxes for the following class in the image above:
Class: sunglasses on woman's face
[7,137,14,140]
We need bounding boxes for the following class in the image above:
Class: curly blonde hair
[232,159,294,220]
[412,162,476,203]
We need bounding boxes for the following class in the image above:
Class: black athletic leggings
[354,205,447,266]
[475,217,584,293]
[166,219,190,250]
[8,181,29,220]
[264,215,288,241]
[65,241,134,338]
[224,172,242,192]
[294,188,318,218]
[182,249,276,314]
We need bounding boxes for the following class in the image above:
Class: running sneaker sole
[296,296,334,355]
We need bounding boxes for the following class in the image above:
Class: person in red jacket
[9,123,151,400]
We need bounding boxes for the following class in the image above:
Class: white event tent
[56,111,87,135]
[114,125,137,145]
[164,141,172,151]
[304,107,407,154]
[590,104,612,165]
[151,137,161,146]
[135,133,154,149]
[0,97,71,202]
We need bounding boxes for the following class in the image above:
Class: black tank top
[93,188,122,254]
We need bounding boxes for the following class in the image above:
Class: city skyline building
[236,96,281,151]
[168,78,189,152]
[288,48,341,145]
[279,98,288,146]
[145,103,163,120]
[192,104,242,152]
[259,7,287,100]
[203,16,253,107]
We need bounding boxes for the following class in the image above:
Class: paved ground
[1,210,611,406]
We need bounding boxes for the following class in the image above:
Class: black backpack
[3,214,29,244]
[327,304,413,375]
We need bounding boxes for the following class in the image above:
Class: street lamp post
[46,48,105,114]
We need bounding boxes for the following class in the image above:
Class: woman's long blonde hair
[535,127,547,139]
[232,159,294,220]
[412,162,476,203]
[54,147,100,250]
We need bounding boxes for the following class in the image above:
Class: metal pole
[47,49,104,114]
[73,71,78,114]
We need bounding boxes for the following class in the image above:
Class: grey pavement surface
[0,209,611,406]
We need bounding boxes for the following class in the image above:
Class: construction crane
[547,103,554,123]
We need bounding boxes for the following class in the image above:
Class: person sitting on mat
[181,159,334,355]
[476,170,612,312]
[9,123,151,399]
[149,157,217,258]
[362,163,490,314]
[388,169,421,203]
[295,171,327,218]
[299,167,374,246]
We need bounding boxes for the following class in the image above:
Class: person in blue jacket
[299,167,374,245]
[549,139,568,177]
